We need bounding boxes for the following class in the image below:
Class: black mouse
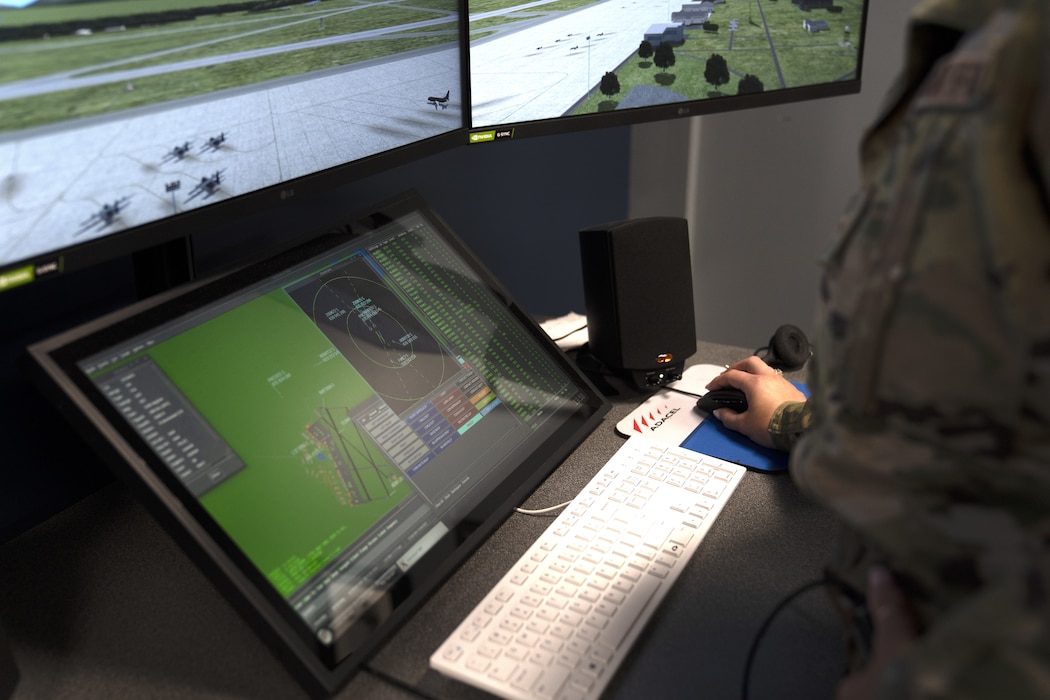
[696,388,748,413]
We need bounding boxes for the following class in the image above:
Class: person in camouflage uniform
[704,0,1050,697]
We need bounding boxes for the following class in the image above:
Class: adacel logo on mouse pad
[615,364,724,445]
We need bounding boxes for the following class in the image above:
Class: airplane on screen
[187,170,226,202]
[427,90,450,110]
[202,132,226,152]
[76,197,131,235]
[164,141,193,162]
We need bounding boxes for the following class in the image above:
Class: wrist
[768,400,810,452]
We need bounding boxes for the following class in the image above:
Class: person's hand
[703,356,805,448]
[836,567,919,700]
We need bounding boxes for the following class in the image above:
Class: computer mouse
[695,388,748,413]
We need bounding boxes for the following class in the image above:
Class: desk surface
[0,342,846,700]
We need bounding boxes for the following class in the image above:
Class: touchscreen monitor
[26,191,609,696]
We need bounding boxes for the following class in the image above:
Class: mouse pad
[681,417,794,473]
[615,365,809,473]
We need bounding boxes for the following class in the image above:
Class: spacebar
[603,573,662,650]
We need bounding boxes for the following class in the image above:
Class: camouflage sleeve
[767,400,812,452]
[790,1,1050,697]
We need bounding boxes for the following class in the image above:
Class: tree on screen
[654,44,676,72]
[638,40,654,61]
[600,72,621,97]
[738,74,765,94]
[705,54,730,89]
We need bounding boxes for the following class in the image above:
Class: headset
[755,324,813,372]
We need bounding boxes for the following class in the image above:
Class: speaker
[579,217,696,389]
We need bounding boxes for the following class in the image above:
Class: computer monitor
[25,190,610,696]
[0,0,466,293]
[466,0,869,141]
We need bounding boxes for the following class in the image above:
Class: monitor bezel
[467,77,863,143]
[24,190,610,697]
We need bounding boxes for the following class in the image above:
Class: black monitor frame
[469,76,865,143]
[24,190,610,697]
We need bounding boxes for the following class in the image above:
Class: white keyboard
[430,434,746,700]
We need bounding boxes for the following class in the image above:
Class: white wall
[629,0,918,349]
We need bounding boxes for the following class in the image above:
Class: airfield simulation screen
[467,0,867,138]
[66,201,603,675]
[0,0,463,287]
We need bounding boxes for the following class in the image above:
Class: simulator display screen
[468,0,865,132]
[0,0,462,279]
[75,209,590,652]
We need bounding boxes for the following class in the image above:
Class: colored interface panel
[468,0,865,129]
[283,247,518,505]
[0,0,462,271]
[91,354,248,497]
[285,250,464,418]
[366,220,578,421]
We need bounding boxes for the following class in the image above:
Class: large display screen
[26,191,608,695]
[1,0,870,290]
[0,0,465,289]
[467,0,868,140]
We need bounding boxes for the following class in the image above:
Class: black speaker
[579,217,696,389]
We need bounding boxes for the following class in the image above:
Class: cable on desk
[514,501,571,515]
[741,575,871,700]
[549,323,588,342]
[662,384,702,399]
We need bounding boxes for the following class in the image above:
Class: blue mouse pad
[681,382,809,473]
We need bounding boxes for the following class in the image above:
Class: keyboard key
[510,664,540,691]
[534,665,571,699]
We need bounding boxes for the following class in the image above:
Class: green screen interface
[78,211,584,643]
